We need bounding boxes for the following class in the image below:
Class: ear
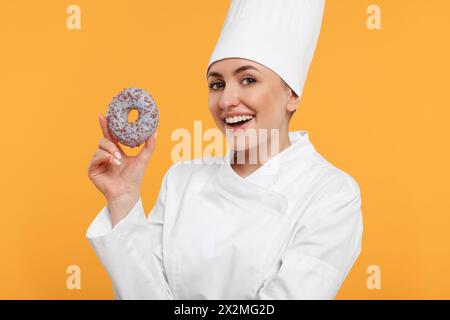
[286,89,301,113]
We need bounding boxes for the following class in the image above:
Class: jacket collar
[222,130,315,186]
[212,130,316,213]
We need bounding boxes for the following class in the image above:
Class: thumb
[138,132,157,163]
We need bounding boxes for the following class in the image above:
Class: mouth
[224,115,255,132]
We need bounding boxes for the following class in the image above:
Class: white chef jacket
[86,130,363,300]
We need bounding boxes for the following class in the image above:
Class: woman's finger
[98,113,126,155]
[98,138,123,162]
[89,150,111,171]
[137,131,157,163]
[90,149,121,171]
[98,113,114,140]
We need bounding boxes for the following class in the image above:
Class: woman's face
[206,58,299,152]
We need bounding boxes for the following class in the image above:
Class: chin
[224,127,263,153]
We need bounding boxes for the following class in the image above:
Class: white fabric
[86,130,363,299]
[206,0,326,98]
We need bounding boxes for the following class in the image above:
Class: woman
[86,0,363,299]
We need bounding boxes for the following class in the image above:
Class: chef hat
[206,0,326,99]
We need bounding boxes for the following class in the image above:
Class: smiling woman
[206,58,300,170]
[86,0,364,300]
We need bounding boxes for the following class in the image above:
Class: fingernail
[114,151,122,160]
[154,132,158,139]
[113,158,121,166]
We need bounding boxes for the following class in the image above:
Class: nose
[218,82,240,110]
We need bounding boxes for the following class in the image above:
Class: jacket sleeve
[255,183,364,300]
[85,165,177,300]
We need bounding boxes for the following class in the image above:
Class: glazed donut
[106,87,159,148]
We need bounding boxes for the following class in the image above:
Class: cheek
[207,96,219,115]
[208,98,226,130]
[245,88,265,106]
[255,101,285,130]
[247,92,275,119]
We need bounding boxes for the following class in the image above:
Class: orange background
[0,0,449,299]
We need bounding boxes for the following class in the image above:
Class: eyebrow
[207,65,260,79]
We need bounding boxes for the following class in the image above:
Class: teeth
[225,115,254,124]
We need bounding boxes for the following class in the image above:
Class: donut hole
[127,108,139,124]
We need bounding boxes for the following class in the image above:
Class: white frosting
[107,87,159,148]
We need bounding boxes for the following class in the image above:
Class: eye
[209,81,224,90]
[208,77,256,91]
[242,77,256,85]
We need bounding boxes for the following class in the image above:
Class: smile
[224,115,255,132]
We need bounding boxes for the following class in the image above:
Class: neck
[230,131,291,178]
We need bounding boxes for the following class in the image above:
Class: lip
[222,112,255,120]
[224,116,256,133]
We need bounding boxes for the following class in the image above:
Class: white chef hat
[206,0,326,99]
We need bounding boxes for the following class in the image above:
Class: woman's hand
[87,113,157,203]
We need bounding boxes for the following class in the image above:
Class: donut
[106,87,159,148]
